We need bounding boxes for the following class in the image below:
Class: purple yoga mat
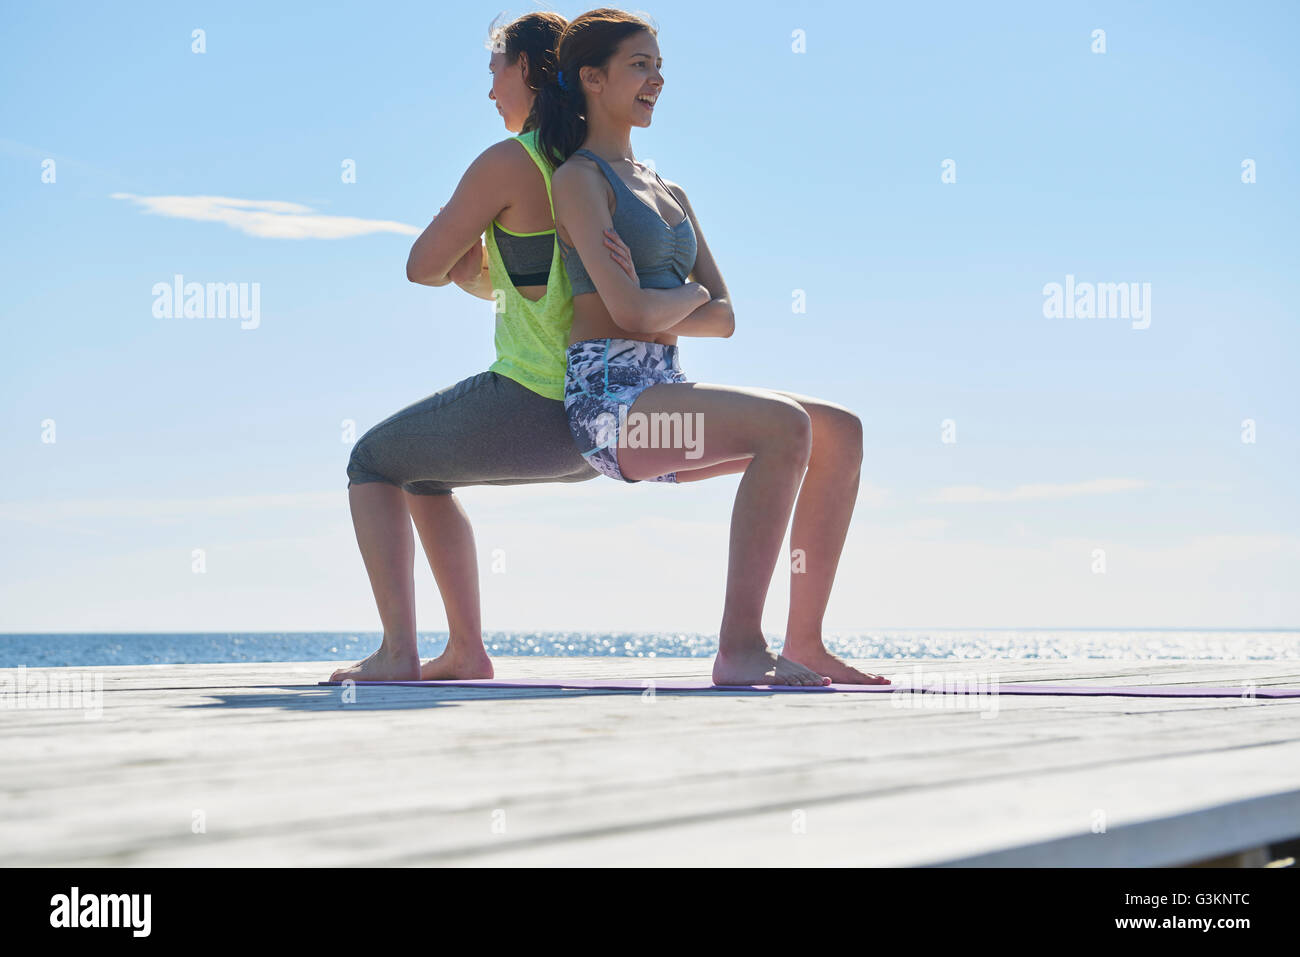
[315,676,1300,698]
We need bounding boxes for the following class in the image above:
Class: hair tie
[556,70,568,91]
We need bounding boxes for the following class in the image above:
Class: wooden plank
[3,658,1299,866]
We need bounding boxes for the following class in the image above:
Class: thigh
[672,455,753,483]
[356,372,598,493]
[616,381,809,482]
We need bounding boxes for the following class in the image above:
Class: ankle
[442,638,489,659]
[379,635,419,658]
[782,632,825,651]
[717,629,770,655]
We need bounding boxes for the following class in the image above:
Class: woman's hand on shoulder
[602,227,636,282]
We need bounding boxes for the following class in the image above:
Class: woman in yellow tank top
[334,13,629,684]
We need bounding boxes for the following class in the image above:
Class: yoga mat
[315,677,1300,698]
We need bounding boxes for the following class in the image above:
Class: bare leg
[769,391,888,685]
[618,383,830,687]
[668,393,889,685]
[330,481,421,682]
[672,455,751,483]
[405,491,493,679]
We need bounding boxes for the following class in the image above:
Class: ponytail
[533,71,588,171]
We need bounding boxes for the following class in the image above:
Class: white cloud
[926,477,1148,504]
[110,193,419,239]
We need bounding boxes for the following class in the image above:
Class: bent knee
[760,396,813,462]
[827,408,864,466]
[346,434,381,484]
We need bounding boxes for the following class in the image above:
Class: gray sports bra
[492,224,553,287]
[556,149,697,296]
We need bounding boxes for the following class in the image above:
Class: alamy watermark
[592,405,704,458]
[890,666,1000,718]
[1042,274,1150,329]
[152,274,260,329]
[0,666,104,719]
[50,887,150,936]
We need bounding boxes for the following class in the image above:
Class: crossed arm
[405,145,735,338]
[552,161,734,338]
[656,182,734,338]
[405,141,510,300]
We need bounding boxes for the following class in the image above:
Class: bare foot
[419,645,494,680]
[328,643,420,683]
[780,644,890,685]
[713,642,830,687]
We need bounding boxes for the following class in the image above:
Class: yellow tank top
[484,128,573,400]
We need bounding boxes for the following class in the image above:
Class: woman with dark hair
[334,12,630,683]
[537,9,889,686]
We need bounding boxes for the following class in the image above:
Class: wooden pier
[3,657,1299,866]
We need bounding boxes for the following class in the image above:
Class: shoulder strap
[571,148,626,195]
[649,168,687,221]
[512,129,558,218]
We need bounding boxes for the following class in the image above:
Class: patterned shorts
[563,337,689,483]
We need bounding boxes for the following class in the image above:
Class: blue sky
[2,0,1297,633]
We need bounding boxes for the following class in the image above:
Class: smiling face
[488,49,534,132]
[582,30,663,129]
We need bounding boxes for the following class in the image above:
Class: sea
[0,630,1296,668]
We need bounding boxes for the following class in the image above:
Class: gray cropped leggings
[346,370,599,495]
